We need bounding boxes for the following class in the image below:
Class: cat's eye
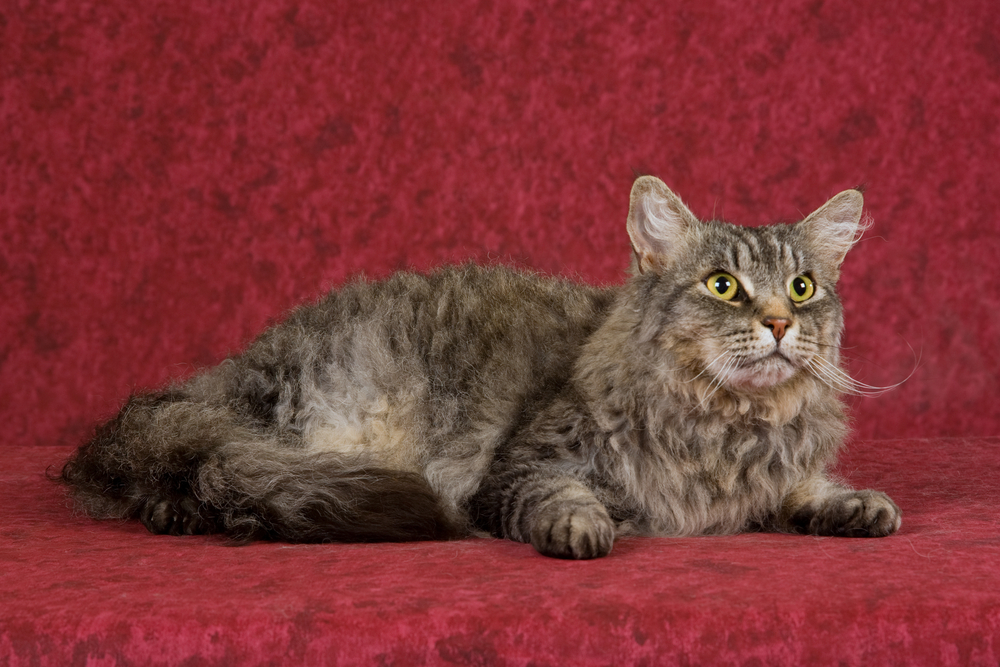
[789,275,815,302]
[706,272,740,301]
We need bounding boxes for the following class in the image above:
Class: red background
[4,0,999,448]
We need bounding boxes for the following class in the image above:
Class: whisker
[684,349,732,384]
[808,358,872,396]
[807,356,912,397]
[810,333,921,374]
[696,352,737,410]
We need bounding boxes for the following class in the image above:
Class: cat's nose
[762,317,791,341]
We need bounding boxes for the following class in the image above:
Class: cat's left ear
[627,176,700,274]
[797,189,868,276]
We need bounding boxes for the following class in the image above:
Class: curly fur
[60,176,901,558]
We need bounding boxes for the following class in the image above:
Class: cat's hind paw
[792,489,902,537]
[138,495,215,536]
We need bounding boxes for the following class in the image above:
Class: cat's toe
[138,496,211,536]
[530,502,615,559]
[800,490,901,537]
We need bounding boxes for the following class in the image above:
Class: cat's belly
[302,394,424,473]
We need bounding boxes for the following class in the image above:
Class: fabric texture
[3,0,1000,664]
[3,439,1000,665]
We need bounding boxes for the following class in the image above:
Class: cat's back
[285,263,616,361]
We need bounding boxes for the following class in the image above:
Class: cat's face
[627,176,864,396]
[657,222,846,393]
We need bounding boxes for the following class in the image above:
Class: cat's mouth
[725,351,797,391]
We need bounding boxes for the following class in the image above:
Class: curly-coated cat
[60,175,901,559]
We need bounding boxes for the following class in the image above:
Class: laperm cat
[60,176,901,559]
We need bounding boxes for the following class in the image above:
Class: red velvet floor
[3,439,998,666]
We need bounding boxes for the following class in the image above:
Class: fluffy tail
[59,392,456,543]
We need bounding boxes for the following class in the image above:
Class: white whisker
[696,352,737,411]
[685,349,732,384]
[807,355,910,397]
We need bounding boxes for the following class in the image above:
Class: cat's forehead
[696,222,804,277]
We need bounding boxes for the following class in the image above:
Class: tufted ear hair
[797,189,868,277]
[626,176,700,274]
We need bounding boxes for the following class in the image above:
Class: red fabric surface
[3,439,1000,666]
[2,0,1000,448]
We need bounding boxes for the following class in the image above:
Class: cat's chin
[726,355,797,392]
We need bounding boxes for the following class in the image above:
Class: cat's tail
[58,391,456,543]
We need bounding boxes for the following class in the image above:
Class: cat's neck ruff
[668,368,836,427]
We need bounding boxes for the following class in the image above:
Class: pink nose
[762,317,790,341]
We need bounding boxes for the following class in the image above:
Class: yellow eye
[789,275,815,302]
[706,272,740,301]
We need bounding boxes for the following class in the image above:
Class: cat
[59,175,901,559]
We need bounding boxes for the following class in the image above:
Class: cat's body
[61,176,901,558]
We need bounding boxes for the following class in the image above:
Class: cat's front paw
[529,500,615,559]
[793,489,901,537]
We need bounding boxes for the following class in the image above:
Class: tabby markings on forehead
[787,244,805,276]
[726,231,803,277]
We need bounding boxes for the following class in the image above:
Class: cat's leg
[776,476,902,537]
[471,469,616,559]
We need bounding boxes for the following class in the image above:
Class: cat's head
[625,175,866,401]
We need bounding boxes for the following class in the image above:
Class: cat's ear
[627,176,700,274]
[797,189,868,275]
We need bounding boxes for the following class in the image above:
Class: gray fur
[60,176,900,558]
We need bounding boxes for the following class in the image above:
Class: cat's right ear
[626,176,699,274]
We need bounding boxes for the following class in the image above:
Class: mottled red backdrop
[3,0,999,448]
